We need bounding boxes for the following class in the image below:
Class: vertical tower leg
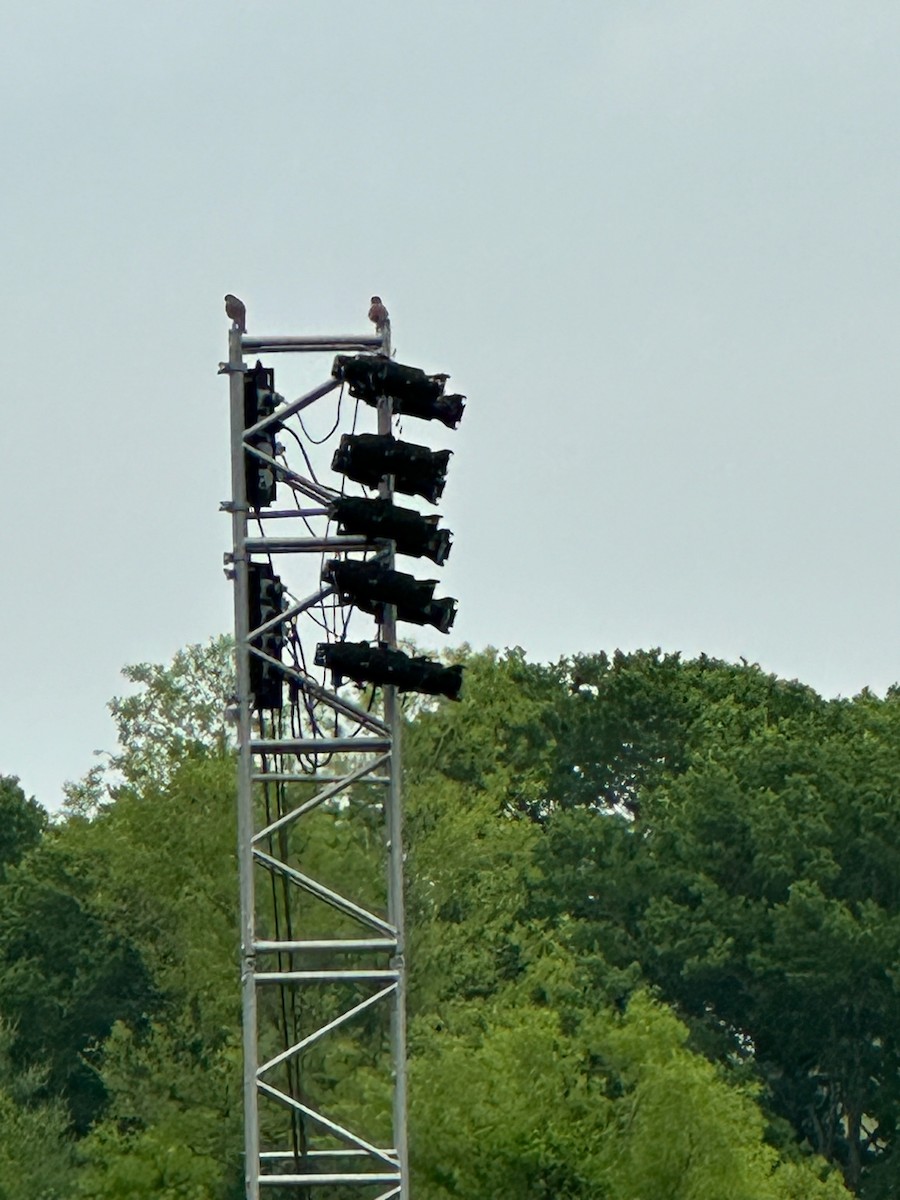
[228,326,260,1199]
[376,322,410,1199]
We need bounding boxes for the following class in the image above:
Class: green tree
[74,1019,243,1200]
[0,1022,74,1200]
[0,640,881,1198]
[411,955,849,1200]
[0,836,159,1134]
[0,641,236,1149]
[63,636,235,814]
[402,649,849,1198]
[0,774,46,878]
[532,652,900,1195]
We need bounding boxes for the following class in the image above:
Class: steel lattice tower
[223,311,421,1200]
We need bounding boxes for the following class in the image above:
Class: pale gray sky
[3,1,899,810]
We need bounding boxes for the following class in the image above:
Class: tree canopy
[4,639,893,1197]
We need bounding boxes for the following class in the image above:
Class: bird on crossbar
[225,294,246,332]
[368,296,389,332]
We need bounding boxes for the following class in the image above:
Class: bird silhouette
[225,294,246,332]
[368,296,389,332]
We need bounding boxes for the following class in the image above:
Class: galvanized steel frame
[226,318,408,1199]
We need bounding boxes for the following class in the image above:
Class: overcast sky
[4,1,899,811]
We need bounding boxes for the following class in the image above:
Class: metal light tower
[222,303,463,1200]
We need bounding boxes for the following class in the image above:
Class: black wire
[296,636,327,740]
[297,382,343,444]
[259,725,291,1114]
[280,424,321,485]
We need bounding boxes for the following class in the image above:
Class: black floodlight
[323,558,457,635]
[332,355,466,429]
[248,561,286,709]
[331,433,451,504]
[315,641,463,701]
[244,360,282,508]
[328,496,452,566]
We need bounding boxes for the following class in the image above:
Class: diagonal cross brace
[257,1079,399,1170]
[257,983,397,1078]
[254,848,396,938]
[253,753,391,844]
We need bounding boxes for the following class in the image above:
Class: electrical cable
[296,382,343,445]
[280,423,321,486]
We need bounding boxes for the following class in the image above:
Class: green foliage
[64,636,235,813]
[533,652,900,1194]
[404,647,561,816]
[0,1023,74,1200]
[411,963,848,1200]
[74,1020,243,1200]
[0,836,159,1133]
[111,636,235,781]
[0,774,46,879]
[404,648,850,1199]
[62,753,240,1035]
[0,640,884,1197]
[543,648,825,819]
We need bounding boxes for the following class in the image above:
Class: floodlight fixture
[323,557,457,634]
[331,433,451,504]
[332,354,465,429]
[315,641,463,700]
[328,496,453,565]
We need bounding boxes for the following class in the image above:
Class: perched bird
[225,294,246,332]
[368,295,389,332]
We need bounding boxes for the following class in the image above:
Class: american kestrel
[225,294,246,332]
[368,296,389,331]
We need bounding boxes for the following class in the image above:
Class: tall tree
[0,641,874,1197]
[0,1022,74,1200]
[0,835,159,1134]
[532,652,900,1195]
[0,774,46,878]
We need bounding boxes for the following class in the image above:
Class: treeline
[2,639,898,1197]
